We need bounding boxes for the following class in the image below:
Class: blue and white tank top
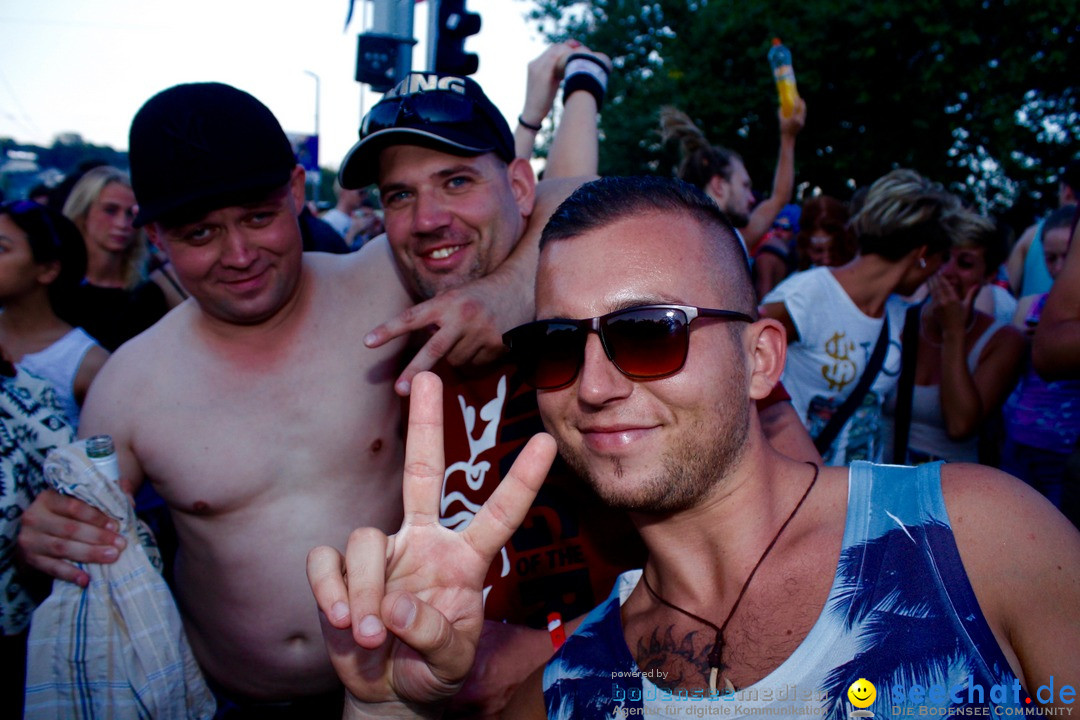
[543,462,1026,719]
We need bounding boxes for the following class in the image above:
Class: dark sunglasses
[503,304,754,390]
[361,91,481,137]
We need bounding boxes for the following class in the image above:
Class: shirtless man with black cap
[15,82,519,715]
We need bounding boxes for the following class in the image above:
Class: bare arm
[927,276,1025,439]
[943,463,1080,704]
[1004,224,1036,296]
[16,349,143,586]
[741,100,806,249]
[515,43,576,160]
[1033,220,1080,379]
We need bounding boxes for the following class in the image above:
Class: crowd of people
[0,36,1077,720]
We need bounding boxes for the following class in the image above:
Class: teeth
[427,245,462,260]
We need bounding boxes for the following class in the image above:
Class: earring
[918,257,927,269]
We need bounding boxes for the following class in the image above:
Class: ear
[507,157,537,217]
[145,223,168,256]
[287,164,307,217]
[745,317,787,400]
[35,260,61,286]
[706,174,727,206]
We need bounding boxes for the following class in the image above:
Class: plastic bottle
[768,38,800,118]
[86,434,120,483]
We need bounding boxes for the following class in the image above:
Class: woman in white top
[0,201,108,430]
[887,210,1025,464]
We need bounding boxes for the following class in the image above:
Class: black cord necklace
[641,462,820,697]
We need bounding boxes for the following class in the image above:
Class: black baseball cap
[339,73,515,190]
[128,82,298,227]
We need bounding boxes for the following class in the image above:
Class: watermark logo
[849,678,877,718]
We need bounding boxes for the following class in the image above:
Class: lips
[578,423,660,453]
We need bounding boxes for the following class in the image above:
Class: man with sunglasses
[308,176,1079,719]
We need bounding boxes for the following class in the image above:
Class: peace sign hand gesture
[307,372,557,718]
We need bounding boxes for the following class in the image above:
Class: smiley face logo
[847,678,876,708]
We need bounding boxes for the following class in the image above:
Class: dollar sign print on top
[763,267,904,465]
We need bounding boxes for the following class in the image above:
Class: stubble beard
[556,368,752,515]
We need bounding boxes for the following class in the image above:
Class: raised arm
[515,42,610,180]
[1033,220,1080,379]
[306,372,556,718]
[741,99,806,249]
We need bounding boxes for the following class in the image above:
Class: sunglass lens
[510,322,585,390]
[603,308,689,379]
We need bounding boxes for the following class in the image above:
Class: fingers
[463,433,557,559]
[366,301,436,351]
[345,528,392,648]
[401,372,446,526]
[380,589,476,686]
[306,545,351,629]
[17,490,126,586]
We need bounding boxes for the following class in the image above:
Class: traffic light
[435,0,481,76]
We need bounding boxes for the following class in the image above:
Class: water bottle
[768,38,800,118]
[86,434,120,483]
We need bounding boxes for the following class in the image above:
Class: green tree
[527,0,1078,225]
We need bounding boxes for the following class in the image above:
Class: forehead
[96,182,135,204]
[376,144,496,185]
[1044,226,1072,252]
[537,211,729,318]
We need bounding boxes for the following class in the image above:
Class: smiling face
[847,678,877,708]
[147,168,306,326]
[534,210,753,514]
[938,245,989,297]
[378,145,534,300]
[83,181,137,254]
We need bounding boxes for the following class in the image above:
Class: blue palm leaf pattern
[821,519,1011,719]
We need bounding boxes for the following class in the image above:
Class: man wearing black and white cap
[15,81,525,716]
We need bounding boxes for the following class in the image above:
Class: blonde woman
[62,166,183,349]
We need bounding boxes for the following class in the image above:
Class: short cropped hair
[850,169,959,261]
[540,175,757,315]
[949,208,1009,277]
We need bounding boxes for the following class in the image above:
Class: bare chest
[130,333,403,519]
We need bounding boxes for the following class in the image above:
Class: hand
[16,488,127,587]
[779,97,807,138]
[520,41,611,127]
[306,372,557,713]
[927,274,977,337]
[445,621,554,719]
[366,272,532,396]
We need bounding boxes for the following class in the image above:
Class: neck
[633,444,816,604]
[831,254,911,318]
[85,245,130,287]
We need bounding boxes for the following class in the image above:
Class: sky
[0,0,548,172]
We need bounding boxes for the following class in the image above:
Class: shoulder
[940,462,1080,631]
[533,175,594,224]
[307,235,411,306]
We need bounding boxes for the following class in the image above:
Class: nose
[576,333,634,407]
[220,227,257,269]
[412,190,452,235]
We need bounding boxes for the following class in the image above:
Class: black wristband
[517,115,543,132]
[562,53,609,111]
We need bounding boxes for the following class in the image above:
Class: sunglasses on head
[503,304,754,391]
[361,91,481,137]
